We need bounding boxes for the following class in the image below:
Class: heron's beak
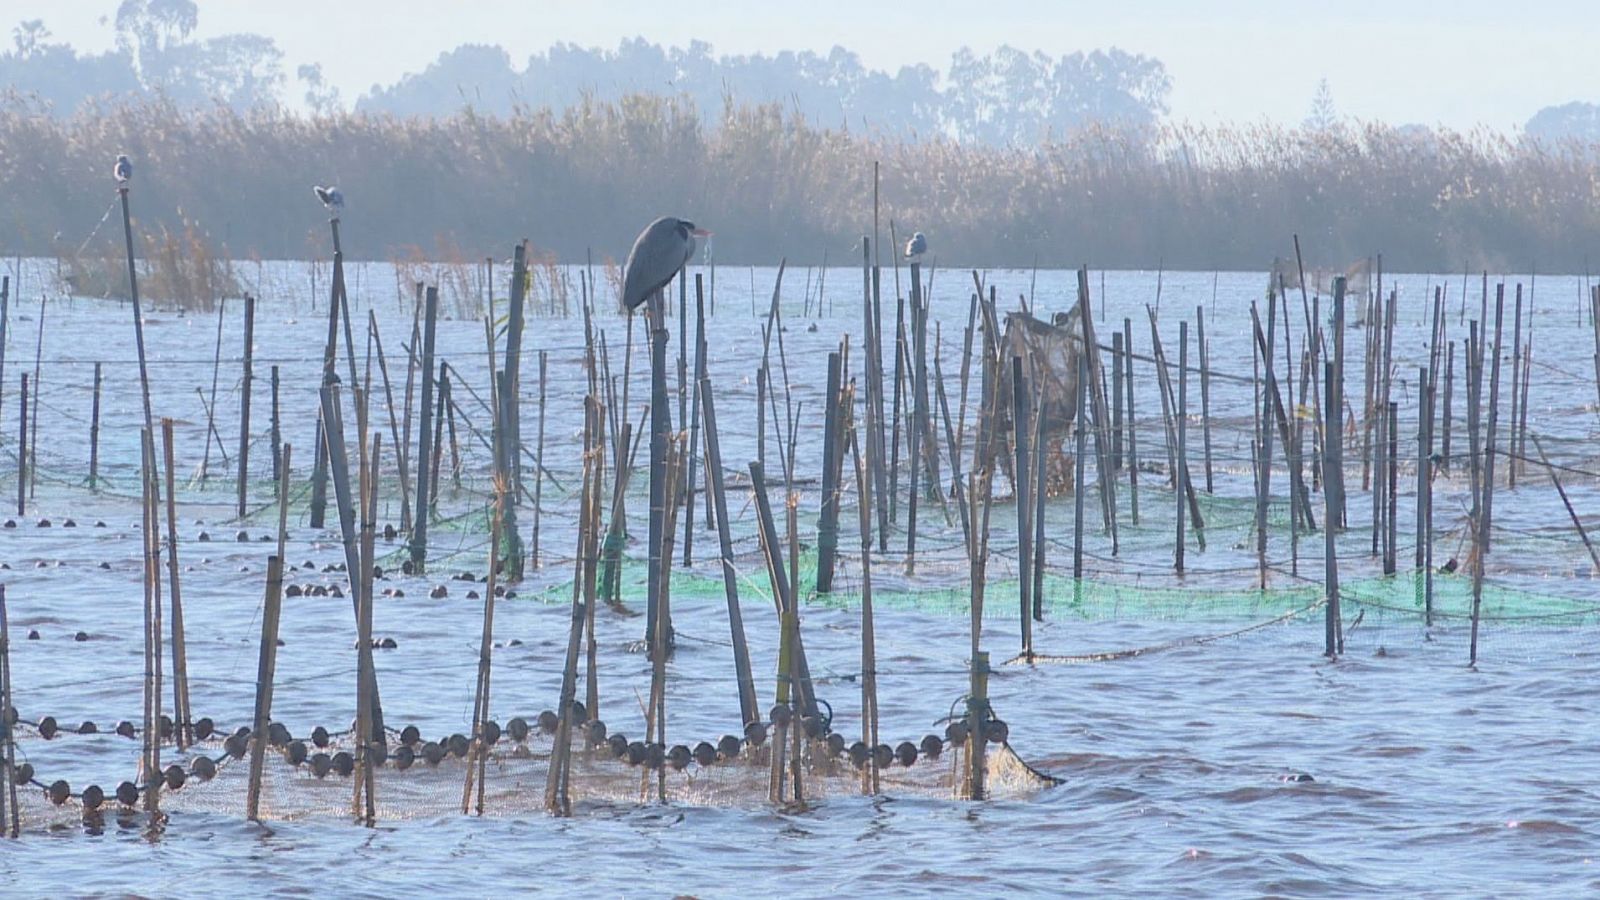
[692,228,712,237]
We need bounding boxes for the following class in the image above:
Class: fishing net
[2,711,1056,830]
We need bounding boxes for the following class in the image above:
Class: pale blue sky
[14,0,1596,129]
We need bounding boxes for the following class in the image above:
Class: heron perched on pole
[622,216,710,311]
[622,215,709,658]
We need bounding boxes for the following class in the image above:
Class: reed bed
[4,93,1600,270]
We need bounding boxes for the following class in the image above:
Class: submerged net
[3,714,1056,831]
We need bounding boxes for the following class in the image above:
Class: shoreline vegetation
[4,93,1600,273]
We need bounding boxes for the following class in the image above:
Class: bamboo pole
[15,375,25,516]
[310,220,344,529]
[1322,363,1340,657]
[88,362,102,488]
[368,312,410,532]
[1384,401,1397,576]
[1197,308,1214,492]
[748,460,818,719]
[160,420,192,749]
[1111,331,1124,472]
[645,288,673,654]
[1011,356,1033,656]
[1124,318,1139,524]
[201,298,225,479]
[1176,320,1188,573]
[816,351,844,591]
[1483,290,1505,556]
[504,243,528,501]
[531,350,548,569]
[1331,277,1348,527]
[139,429,163,825]
[1073,351,1088,608]
[933,346,971,552]
[1076,267,1116,535]
[321,384,385,735]
[468,482,506,815]
[352,432,379,826]
[1508,287,1523,488]
[700,367,758,725]
[269,365,282,481]
[408,286,439,573]
[236,294,255,516]
[245,553,284,822]
[683,275,706,566]
[0,585,16,837]
[847,411,879,795]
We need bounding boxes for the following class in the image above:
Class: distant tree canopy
[2,0,283,112]
[1525,102,1600,144]
[2,4,1169,145]
[358,39,1169,144]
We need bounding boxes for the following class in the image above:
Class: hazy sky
[16,0,1596,129]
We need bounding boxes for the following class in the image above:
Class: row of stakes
[4,703,1012,815]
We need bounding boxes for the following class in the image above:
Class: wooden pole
[1011,356,1033,656]
[531,350,548,569]
[310,219,344,529]
[1073,351,1088,607]
[700,368,758,725]
[1508,287,1523,489]
[160,420,192,749]
[905,266,925,571]
[1442,341,1455,472]
[469,483,506,815]
[1111,331,1124,472]
[1176,321,1188,573]
[748,461,818,719]
[1322,363,1340,657]
[140,429,163,824]
[367,313,409,531]
[88,362,102,488]
[1124,318,1139,524]
[320,384,386,736]
[245,555,284,822]
[352,433,379,826]
[645,290,673,654]
[848,414,880,795]
[408,286,439,573]
[1418,370,1434,626]
[15,375,24,516]
[0,585,16,837]
[1483,290,1505,556]
[237,294,255,516]
[1197,307,1215,492]
[504,243,528,501]
[816,351,844,591]
[1331,277,1348,527]
[1076,267,1116,534]
[683,275,706,567]
[269,365,281,483]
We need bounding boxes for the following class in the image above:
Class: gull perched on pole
[313,185,345,217]
[904,231,928,260]
[113,154,133,185]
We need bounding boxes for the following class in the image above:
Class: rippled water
[1,261,1598,896]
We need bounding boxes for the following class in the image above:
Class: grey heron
[904,230,927,259]
[113,154,133,184]
[621,216,710,311]
[313,185,345,215]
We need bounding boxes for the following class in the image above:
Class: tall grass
[3,91,1598,272]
